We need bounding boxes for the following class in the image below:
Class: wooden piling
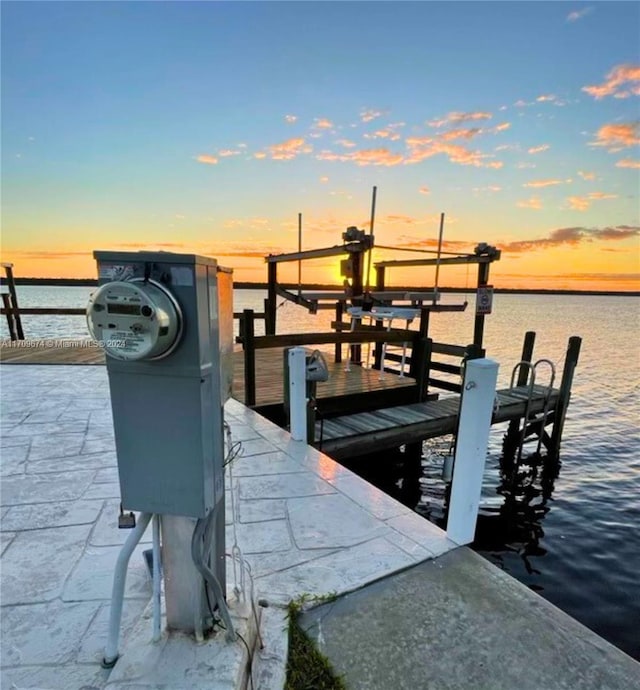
[2,264,24,340]
[550,336,582,458]
[243,309,256,406]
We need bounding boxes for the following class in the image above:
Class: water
[2,286,639,660]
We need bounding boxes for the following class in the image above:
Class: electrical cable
[190,505,235,642]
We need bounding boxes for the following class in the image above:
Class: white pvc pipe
[103,512,152,667]
[152,514,162,642]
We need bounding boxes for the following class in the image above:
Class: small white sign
[476,286,494,315]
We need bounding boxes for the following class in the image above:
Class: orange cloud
[405,138,502,168]
[284,114,297,123]
[419,186,430,195]
[523,179,564,188]
[349,148,404,167]
[428,111,492,128]
[313,118,333,129]
[336,138,356,148]
[528,144,550,154]
[590,122,640,151]
[439,128,483,141]
[267,137,310,160]
[578,170,596,180]
[616,158,640,169]
[582,64,640,99]
[319,176,329,183]
[363,129,402,141]
[196,154,218,165]
[567,192,618,211]
[517,197,542,210]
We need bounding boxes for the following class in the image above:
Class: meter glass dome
[87,279,183,361]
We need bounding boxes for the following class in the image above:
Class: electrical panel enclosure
[88,251,233,518]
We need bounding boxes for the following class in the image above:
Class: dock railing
[237,308,482,408]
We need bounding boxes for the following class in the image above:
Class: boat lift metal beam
[375,252,500,269]
[265,239,372,264]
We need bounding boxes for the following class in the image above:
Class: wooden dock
[0,342,414,408]
[315,384,558,459]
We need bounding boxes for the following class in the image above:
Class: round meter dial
[87,279,183,361]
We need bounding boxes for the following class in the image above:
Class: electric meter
[87,279,183,361]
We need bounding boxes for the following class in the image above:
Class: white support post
[288,347,308,441]
[446,358,499,545]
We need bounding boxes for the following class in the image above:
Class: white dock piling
[288,347,308,441]
[446,358,499,545]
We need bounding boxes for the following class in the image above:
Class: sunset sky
[1,1,639,290]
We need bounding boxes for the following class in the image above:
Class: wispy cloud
[567,192,618,210]
[196,154,218,165]
[528,144,550,154]
[578,170,596,180]
[590,122,640,151]
[523,179,565,188]
[616,158,640,169]
[363,128,402,141]
[517,197,543,210]
[360,109,384,123]
[218,149,241,157]
[566,7,593,22]
[502,225,638,252]
[419,186,430,195]
[319,176,329,183]
[284,114,297,123]
[313,118,334,129]
[336,138,357,148]
[582,63,640,99]
[316,147,404,166]
[427,111,492,128]
[405,137,502,168]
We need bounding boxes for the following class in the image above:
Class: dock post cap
[1,262,14,268]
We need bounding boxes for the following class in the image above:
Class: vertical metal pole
[446,358,499,545]
[152,514,162,642]
[288,347,307,441]
[298,213,302,297]
[433,213,445,304]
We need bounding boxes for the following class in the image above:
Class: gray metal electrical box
[88,251,233,518]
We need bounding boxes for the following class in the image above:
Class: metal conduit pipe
[152,514,162,642]
[103,512,153,668]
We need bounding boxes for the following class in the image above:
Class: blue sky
[2,1,639,288]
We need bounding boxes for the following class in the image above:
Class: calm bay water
[2,286,639,660]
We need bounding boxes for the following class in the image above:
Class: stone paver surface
[1,365,452,689]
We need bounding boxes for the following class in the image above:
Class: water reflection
[416,432,562,588]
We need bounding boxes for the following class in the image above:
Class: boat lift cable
[374,245,468,257]
[365,185,377,294]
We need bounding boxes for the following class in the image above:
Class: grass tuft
[284,599,347,690]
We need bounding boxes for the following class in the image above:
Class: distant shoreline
[1,277,638,297]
